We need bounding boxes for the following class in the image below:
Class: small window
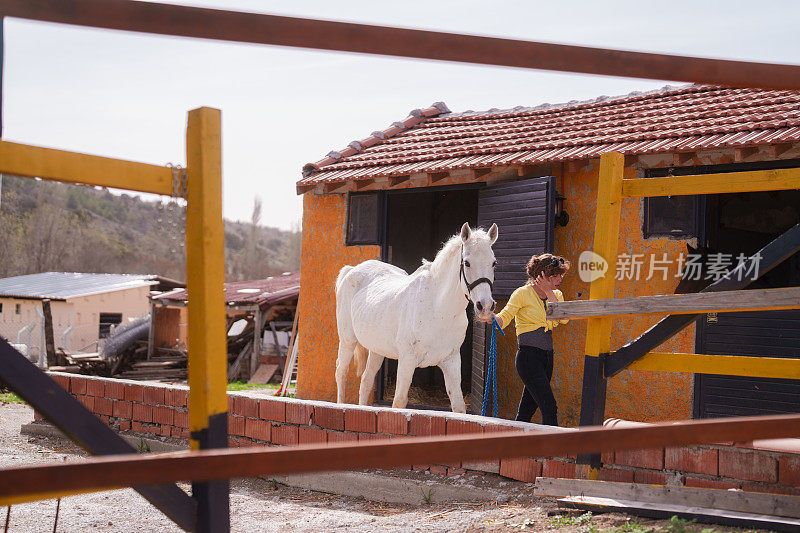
[0,303,3,314]
[99,312,123,338]
[346,192,382,245]
[644,195,699,238]
[15,304,21,315]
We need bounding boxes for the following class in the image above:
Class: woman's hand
[479,313,501,327]
[533,273,554,291]
[533,274,558,301]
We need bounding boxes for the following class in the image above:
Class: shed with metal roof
[0,272,162,364]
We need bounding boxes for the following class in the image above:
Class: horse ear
[488,223,499,244]
[460,222,471,242]
[686,243,696,254]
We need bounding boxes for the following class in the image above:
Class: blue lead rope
[481,317,504,417]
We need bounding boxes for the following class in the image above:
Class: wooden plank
[0,338,196,529]
[547,287,800,319]
[0,140,173,196]
[41,299,57,367]
[579,152,624,470]
[622,167,800,198]
[250,309,263,379]
[227,340,252,382]
[4,0,800,90]
[146,301,156,360]
[629,352,800,379]
[185,107,230,531]
[3,412,800,505]
[559,496,800,532]
[248,364,278,384]
[605,222,800,378]
[534,477,800,518]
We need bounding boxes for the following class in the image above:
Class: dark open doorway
[378,186,479,410]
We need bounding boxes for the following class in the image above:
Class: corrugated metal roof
[0,272,159,300]
[297,84,800,191]
[155,272,300,309]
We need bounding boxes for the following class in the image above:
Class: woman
[490,253,570,426]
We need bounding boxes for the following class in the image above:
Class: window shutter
[470,176,556,414]
[477,176,555,299]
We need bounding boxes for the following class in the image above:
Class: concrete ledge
[273,470,528,505]
[21,421,187,453]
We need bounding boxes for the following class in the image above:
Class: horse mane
[426,227,491,278]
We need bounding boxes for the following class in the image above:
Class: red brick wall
[39,373,800,494]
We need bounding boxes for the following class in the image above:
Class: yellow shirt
[496,285,568,337]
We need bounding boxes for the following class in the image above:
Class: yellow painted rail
[629,352,800,379]
[622,167,800,198]
[0,140,176,196]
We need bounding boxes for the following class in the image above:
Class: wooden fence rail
[621,167,800,198]
[628,352,800,379]
[2,413,800,507]
[546,287,800,320]
[3,0,800,90]
[0,140,175,196]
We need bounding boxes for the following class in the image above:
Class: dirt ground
[0,402,770,532]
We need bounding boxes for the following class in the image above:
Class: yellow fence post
[185,106,229,532]
[578,151,624,475]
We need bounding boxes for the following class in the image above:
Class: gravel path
[0,402,763,532]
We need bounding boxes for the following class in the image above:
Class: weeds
[663,515,696,533]
[422,488,433,505]
[0,392,24,404]
[549,511,593,527]
[226,381,279,392]
[616,520,655,533]
[137,437,151,453]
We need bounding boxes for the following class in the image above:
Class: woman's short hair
[526,253,571,280]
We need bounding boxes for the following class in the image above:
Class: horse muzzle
[474,298,496,320]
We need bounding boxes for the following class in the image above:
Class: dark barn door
[470,176,556,414]
[697,310,800,417]
[695,186,800,418]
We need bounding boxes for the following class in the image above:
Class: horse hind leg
[358,351,384,406]
[335,339,356,404]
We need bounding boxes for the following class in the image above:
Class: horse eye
[464,261,471,268]
[492,260,497,268]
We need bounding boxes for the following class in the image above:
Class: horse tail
[336,265,354,293]
[354,343,368,377]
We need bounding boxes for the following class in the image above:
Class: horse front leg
[392,356,416,409]
[358,351,384,405]
[439,352,467,414]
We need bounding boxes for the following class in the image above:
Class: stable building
[294,84,800,424]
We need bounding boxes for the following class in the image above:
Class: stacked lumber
[115,344,187,381]
[534,477,800,531]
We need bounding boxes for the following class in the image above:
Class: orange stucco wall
[493,162,695,425]
[297,162,696,424]
[296,193,380,402]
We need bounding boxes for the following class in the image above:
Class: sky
[4,0,800,230]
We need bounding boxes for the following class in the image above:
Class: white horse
[335,223,498,413]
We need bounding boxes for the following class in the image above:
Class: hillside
[0,175,301,282]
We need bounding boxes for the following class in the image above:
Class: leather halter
[460,244,494,301]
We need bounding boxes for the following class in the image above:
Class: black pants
[514,345,558,426]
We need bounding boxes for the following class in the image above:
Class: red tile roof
[297,84,800,192]
[155,272,299,309]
